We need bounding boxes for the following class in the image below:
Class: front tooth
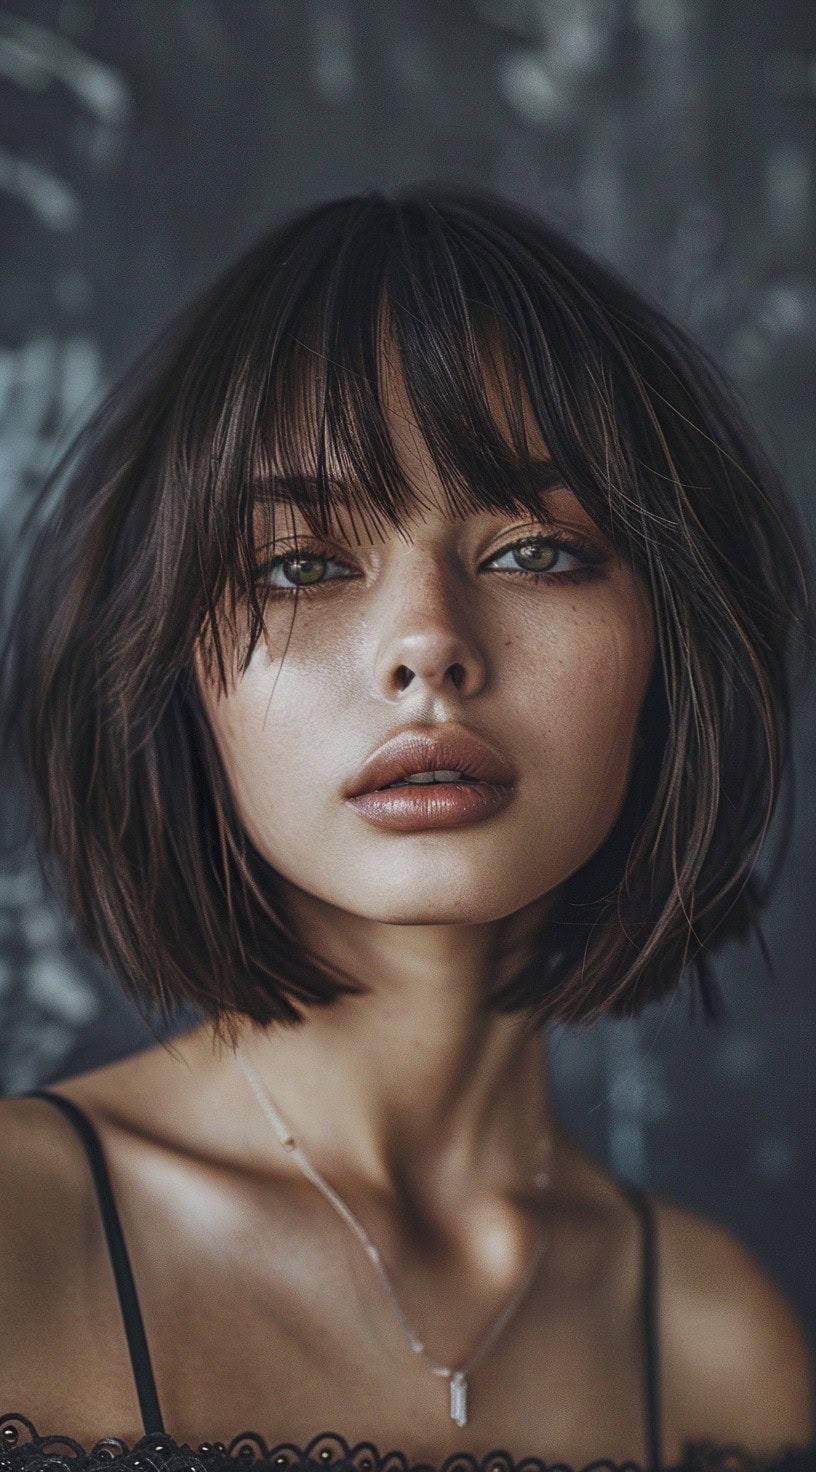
[400,770,467,783]
[384,770,471,789]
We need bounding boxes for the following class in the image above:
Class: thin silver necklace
[236,1046,552,1429]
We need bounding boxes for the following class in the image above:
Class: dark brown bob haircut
[2,183,814,1048]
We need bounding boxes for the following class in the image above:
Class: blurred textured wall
[1,0,815,1345]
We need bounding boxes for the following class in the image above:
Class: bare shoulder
[0,1092,94,1364]
[0,1090,88,1237]
[0,1050,177,1431]
[0,1030,215,1294]
[652,1194,814,1457]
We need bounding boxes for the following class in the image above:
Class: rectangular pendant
[449,1371,467,1427]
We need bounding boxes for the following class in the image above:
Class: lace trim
[2,1415,813,1472]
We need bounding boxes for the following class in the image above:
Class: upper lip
[345,724,517,797]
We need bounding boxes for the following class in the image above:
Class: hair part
[2,182,814,1049]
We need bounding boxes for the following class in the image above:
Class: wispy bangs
[189,192,653,689]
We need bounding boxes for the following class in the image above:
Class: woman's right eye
[255,545,353,596]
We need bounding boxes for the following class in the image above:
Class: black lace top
[2,1090,813,1472]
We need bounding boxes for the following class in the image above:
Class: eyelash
[254,530,607,599]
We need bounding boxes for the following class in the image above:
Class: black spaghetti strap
[25,1088,166,1438]
[618,1179,663,1472]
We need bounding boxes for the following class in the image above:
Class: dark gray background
[1,0,815,1356]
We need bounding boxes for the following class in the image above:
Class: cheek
[199,642,348,845]
[558,622,647,745]
[520,603,653,845]
[200,581,655,881]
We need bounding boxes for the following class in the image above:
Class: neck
[207,893,561,1220]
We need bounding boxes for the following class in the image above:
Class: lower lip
[347,781,515,831]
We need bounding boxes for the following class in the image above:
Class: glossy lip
[347,780,515,831]
[344,724,517,798]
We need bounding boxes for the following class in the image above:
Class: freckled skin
[197,353,655,947]
[209,543,651,930]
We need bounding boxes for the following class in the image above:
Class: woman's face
[195,347,656,940]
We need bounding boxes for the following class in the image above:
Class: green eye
[506,540,559,573]
[276,553,327,586]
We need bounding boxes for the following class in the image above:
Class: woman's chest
[10,1247,654,1469]
[6,1121,660,1468]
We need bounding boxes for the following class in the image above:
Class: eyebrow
[250,459,567,505]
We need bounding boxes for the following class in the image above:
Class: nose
[369,558,489,702]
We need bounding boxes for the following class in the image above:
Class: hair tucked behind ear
[1,181,814,1049]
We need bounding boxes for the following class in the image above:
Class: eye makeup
[253,526,609,600]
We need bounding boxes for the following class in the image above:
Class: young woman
[0,185,814,1472]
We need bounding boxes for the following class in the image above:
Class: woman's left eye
[485,534,605,583]
[255,532,606,597]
